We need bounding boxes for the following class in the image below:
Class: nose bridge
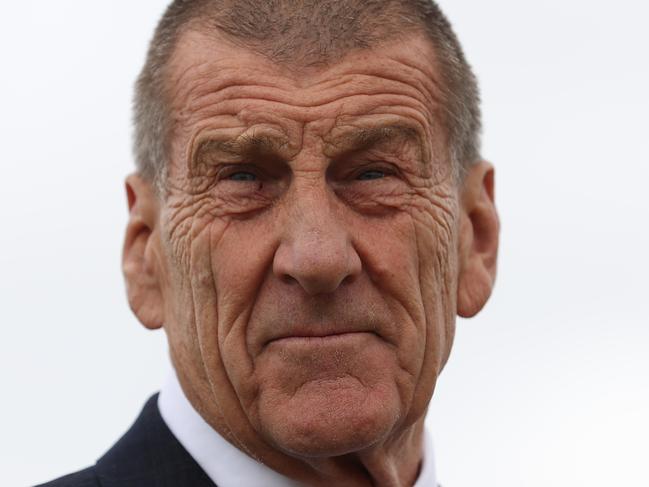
[274,174,361,295]
[291,176,337,238]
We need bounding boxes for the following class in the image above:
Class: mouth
[269,331,377,343]
[265,330,380,348]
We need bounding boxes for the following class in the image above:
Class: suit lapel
[94,394,217,487]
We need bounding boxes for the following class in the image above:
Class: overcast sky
[1,1,648,486]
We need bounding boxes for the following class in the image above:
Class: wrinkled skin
[123,30,499,487]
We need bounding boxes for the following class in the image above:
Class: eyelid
[217,164,264,181]
[350,162,398,179]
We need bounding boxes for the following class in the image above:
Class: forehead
[166,29,446,152]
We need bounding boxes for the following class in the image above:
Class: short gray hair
[133,0,481,192]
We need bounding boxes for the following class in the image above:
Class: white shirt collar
[158,369,438,487]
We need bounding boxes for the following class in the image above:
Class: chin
[258,378,403,458]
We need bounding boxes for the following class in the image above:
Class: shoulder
[34,394,215,487]
[33,466,100,487]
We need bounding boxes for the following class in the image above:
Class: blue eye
[357,170,386,181]
[228,172,257,182]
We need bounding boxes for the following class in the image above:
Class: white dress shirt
[159,369,438,486]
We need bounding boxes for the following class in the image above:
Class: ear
[122,174,164,330]
[457,161,500,318]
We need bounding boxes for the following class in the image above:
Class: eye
[357,169,387,181]
[227,171,258,182]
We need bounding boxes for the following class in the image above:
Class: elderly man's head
[122,0,498,484]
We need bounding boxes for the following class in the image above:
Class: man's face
[128,30,493,460]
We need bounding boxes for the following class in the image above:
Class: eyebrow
[193,132,290,163]
[330,124,426,161]
[192,124,427,166]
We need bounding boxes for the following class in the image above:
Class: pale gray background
[1,1,648,486]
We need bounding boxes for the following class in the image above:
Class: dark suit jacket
[35,394,217,487]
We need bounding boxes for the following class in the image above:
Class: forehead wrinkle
[176,77,435,123]
[168,42,440,114]
[181,93,436,137]
[168,31,445,125]
[168,51,441,134]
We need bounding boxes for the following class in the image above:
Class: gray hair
[133,0,481,193]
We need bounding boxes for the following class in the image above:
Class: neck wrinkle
[356,418,426,487]
[287,419,425,487]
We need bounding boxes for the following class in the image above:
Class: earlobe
[457,162,500,318]
[122,174,165,330]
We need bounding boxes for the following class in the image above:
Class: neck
[326,422,425,487]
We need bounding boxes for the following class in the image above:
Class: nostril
[340,274,355,287]
[281,274,298,285]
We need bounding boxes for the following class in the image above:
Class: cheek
[358,191,460,418]
[209,216,280,390]
[162,195,277,373]
[408,193,460,409]
[158,205,231,410]
[411,196,459,315]
[349,212,431,397]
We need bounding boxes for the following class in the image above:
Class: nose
[273,183,362,296]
